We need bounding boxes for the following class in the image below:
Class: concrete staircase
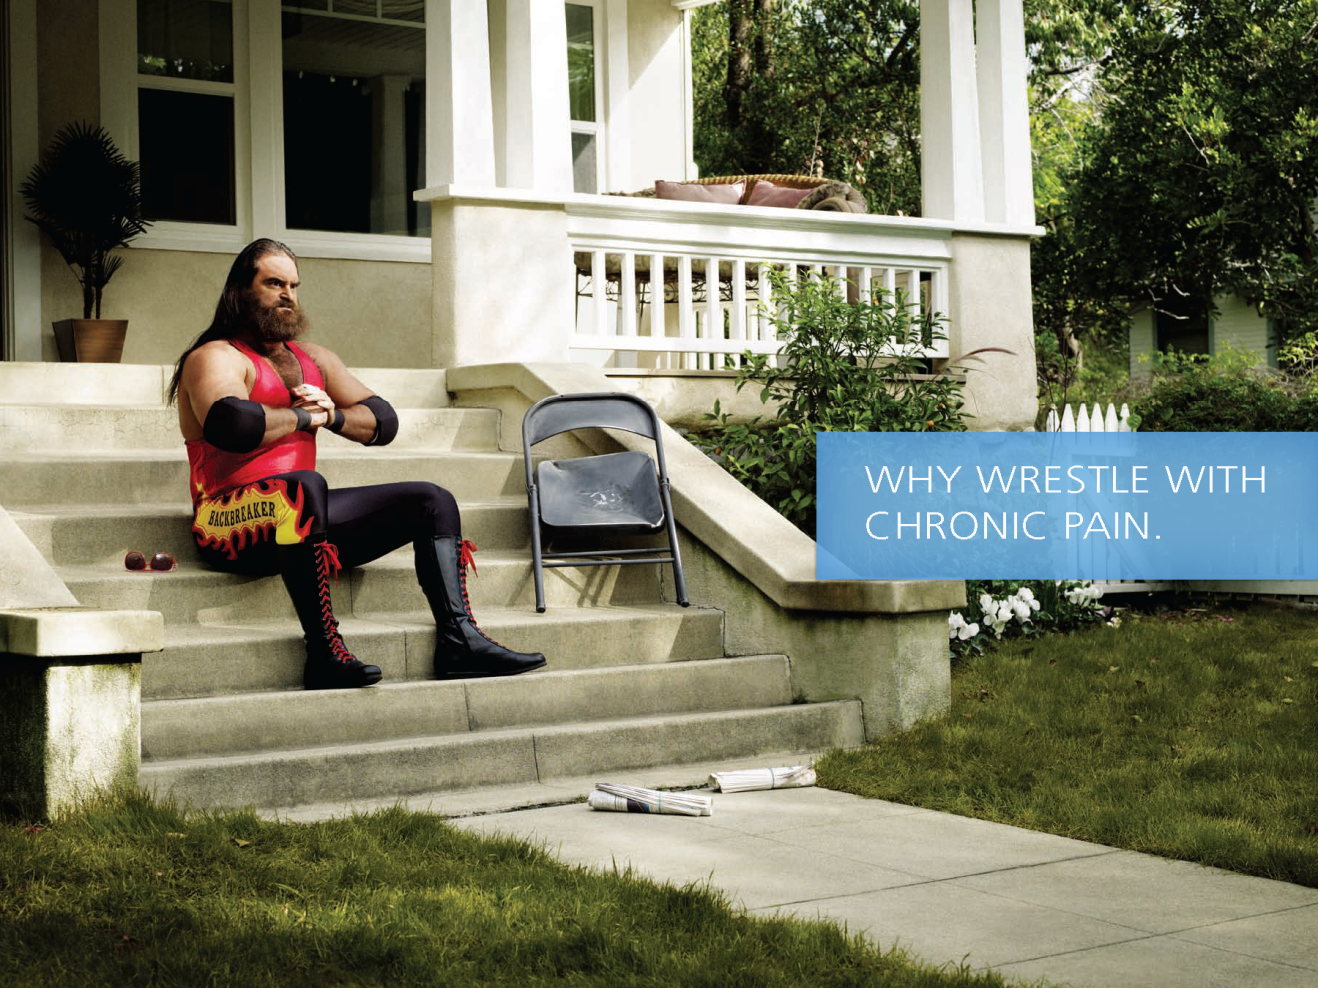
[0,362,862,814]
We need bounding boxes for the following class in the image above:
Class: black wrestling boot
[415,536,547,679]
[279,537,382,690]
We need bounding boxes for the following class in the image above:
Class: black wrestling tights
[193,470,461,576]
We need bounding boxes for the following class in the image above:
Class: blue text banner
[815,432,1318,580]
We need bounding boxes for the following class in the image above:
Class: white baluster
[618,251,636,340]
[648,251,665,342]
[592,249,609,338]
[1119,403,1132,432]
[1045,405,1059,432]
[758,263,775,366]
[1076,403,1091,432]
[729,259,746,368]
[1089,404,1104,432]
[677,255,695,370]
[703,256,720,370]
[1104,403,1118,433]
[1061,404,1076,432]
[857,266,872,306]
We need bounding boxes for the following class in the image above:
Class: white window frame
[566,0,605,195]
[99,0,430,262]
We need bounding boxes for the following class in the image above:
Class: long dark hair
[166,238,299,405]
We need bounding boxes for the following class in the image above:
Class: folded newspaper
[588,782,713,817]
[708,765,816,793]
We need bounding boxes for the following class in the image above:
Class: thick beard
[244,291,309,343]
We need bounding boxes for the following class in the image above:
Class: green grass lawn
[818,600,1318,887]
[1,792,1031,988]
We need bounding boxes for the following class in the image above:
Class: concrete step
[0,450,537,505]
[12,498,534,564]
[0,362,452,409]
[142,655,792,760]
[60,548,662,623]
[145,604,725,699]
[0,406,500,453]
[139,701,864,812]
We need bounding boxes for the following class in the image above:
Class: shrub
[1131,348,1294,431]
[694,272,969,537]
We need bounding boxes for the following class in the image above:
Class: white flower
[979,593,994,614]
[1011,599,1032,622]
[957,621,980,641]
[1107,615,1121,628]
[949,612,966,638]
[1016,587,1035,603]
[997,602,1014,623]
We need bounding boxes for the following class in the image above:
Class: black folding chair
[522,392,690,613]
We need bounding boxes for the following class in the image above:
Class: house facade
[1128,295,1276,379]
[3,0,1039,431]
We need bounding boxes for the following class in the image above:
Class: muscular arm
[179,342,325,447]
[298,342,397,445]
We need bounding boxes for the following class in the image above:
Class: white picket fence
[1044,402,1133,432]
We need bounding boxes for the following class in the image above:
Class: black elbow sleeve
[361,395,399,446]
[203,396,266,453]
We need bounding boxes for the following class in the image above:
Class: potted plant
[20,122,150,362]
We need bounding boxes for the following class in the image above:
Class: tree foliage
[692,1,1318,403]
[1057,0,1318,343]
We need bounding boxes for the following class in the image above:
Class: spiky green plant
[20,122,150,318]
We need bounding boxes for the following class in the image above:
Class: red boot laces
[457,538,478,576]
[314,540,353,664]
[455,539,507,647]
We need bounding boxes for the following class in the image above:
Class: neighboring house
[2,0,1040,431]
[1128,295,1277,379]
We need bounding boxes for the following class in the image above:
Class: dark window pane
[138,0,234,82]
[282,9,426,235]
[282,71,374,233]
[566,4,595,123]
[139,88,236,224]
[1156,300,1210,356]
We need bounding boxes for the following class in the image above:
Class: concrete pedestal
[0,607,162,819]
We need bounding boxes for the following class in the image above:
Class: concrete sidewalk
[432,769,1318,988]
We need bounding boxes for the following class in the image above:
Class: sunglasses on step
[124,551,177,572]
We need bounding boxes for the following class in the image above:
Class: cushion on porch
[743,179,814,208]
[654,179,746,204]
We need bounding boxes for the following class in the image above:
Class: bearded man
[169,238,546,690]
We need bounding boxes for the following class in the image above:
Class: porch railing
[565,197,953,369]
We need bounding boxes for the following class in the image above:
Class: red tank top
[186,339,323,505]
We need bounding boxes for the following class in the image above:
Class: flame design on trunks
[192,478,313,559]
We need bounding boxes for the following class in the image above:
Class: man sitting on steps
[169,237,546,690]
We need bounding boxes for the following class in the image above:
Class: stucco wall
[41,249,433,368]
[948,233,1037,431]
[36,0,99,150]
[625,0,689,189]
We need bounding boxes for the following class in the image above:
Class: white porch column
[603,0,631,192]
[501,0,573,192]
[976,0,1035,225]
[919,0,984,222]
[426,0,496,186]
